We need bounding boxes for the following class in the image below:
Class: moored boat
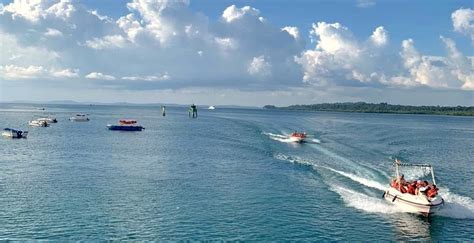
[28,119,49,127]
[289,132,307,143]
[37,117,58,123]
[2,128,28,138]
[107,119,144,131]
[69,114,89,122]
[383,159,444,216]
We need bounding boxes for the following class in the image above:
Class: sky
[0,0,473,106]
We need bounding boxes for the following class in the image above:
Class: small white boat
[28,119,49,127]
[37,117,58,123]
[289,132,307,143]
[69,114,89,122]
[2,128,28,138]
[383,159,444,216]
[208,106,216,110]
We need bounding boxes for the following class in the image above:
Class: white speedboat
[69,114,89,122]
[383,160,444,216]
[2,128,28,138]
[289,132,307,143]
[37,117,58,123]
[208,106,216,110]
[28,119,49,127]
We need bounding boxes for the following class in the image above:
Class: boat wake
[330,185,403,214]
[273,152,474,219]
[263,132,321,144]
[436,188,474,219]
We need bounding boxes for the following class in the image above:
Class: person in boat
[407,181,417,195]
[426,184,439,198]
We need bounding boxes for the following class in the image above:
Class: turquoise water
[0,103,473,240]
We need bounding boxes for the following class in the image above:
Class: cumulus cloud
[44,28,63,37]
[452,8,474,42]
[0,65,46,79]
[85,72,116,80]
[370,26,388,46]
[85,35,128,49]
[0,0,472,95]
[52,68,79,78]
[0,65,79,80]
[248,55,271,77]
[282,26,300,39]
[222,5,259,23]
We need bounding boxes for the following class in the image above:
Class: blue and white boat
[2,128,28,138]
[107,119,144,131]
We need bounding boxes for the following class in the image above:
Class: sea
[0,103,473,241]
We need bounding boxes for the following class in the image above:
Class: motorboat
[28,119,49,127]
[37,117,58,123]
[69,114,89,122]
[383,159,444,216]
[107,119,144,131]
[2,128,28,138]
[208,106,216,110]
[289,132,307,143]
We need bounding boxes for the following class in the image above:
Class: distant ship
[208,106,216,110]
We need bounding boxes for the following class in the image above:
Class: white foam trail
[274,153,387,191]
[436,188,474,219]
[321,166,387,191]
[330,185,403,214]
[310,138,321,144]
[263,132,294,143]
[273,153,313,166]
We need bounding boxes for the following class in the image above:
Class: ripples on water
[0,104,473,240]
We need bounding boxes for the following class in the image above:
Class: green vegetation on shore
[263,102,474,116]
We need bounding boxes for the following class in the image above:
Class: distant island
[263,102,474,116]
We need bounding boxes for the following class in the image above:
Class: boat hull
[383,187,444,216]
[2,130,28,138]
[289,136,305,143]
[107,125,144,131]
[28,121,49,127]
[70,118,89,122]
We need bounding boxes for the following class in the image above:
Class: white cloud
[85,35,128,49]
[1,0,75,23]
[0,0,471,96]
[370,26,388,46]
[214,37,237,50]
[452,8,474,42]
[52,68,79,78]
[248,55,271,77]
[0,65,45,79]
[0,65,79,80]
[121,74,170,81]
[296,21,472,90]
[222,5,259,23]
[282,26,300,39]
[85,72,116,80]
[44,28,63,37]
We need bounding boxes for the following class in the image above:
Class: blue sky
[0,0,473,105]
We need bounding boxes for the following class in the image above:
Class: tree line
[263,102,474,116]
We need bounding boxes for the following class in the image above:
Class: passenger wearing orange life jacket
[407,182,416,195]
[426,185,438,198]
